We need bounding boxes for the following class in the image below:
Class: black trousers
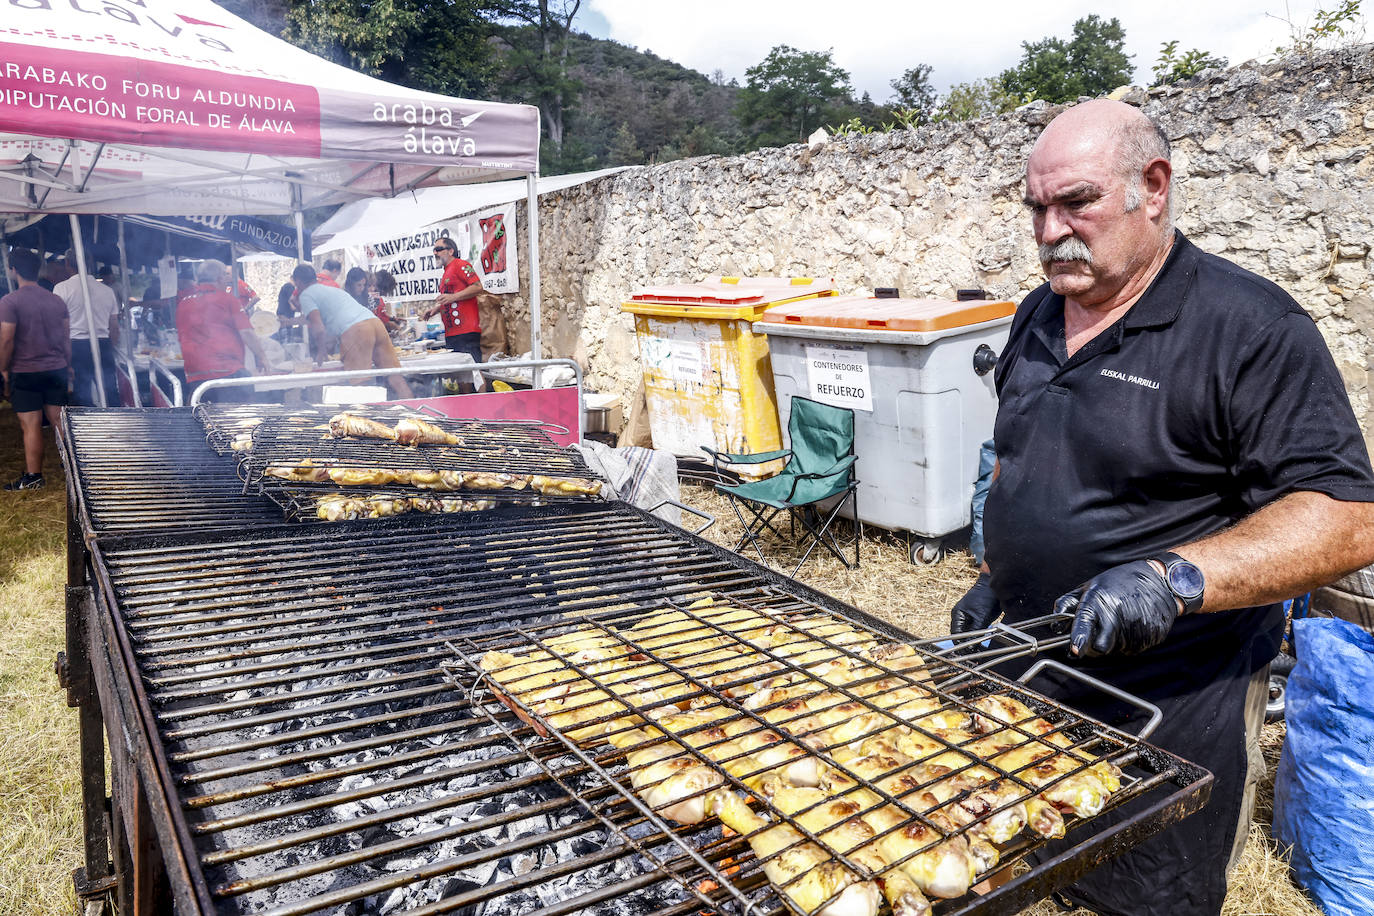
[70,337,119,407]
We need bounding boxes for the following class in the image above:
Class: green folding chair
[703,397,860,576]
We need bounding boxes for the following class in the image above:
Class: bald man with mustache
[949,99,1374,915]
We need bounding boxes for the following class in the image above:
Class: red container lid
[629,277,838,306]
[759,295,1014,332]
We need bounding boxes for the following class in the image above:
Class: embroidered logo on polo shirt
[1100,368,1160,390]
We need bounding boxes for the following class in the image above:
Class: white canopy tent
[312,167,629,253]
[0,0,546,402]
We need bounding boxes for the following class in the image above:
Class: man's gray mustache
[1039,238,1093,264]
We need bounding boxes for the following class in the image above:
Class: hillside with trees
[226,0,1275,175]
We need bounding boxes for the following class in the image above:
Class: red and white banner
[0,0,539,215]
[362,202,518,303]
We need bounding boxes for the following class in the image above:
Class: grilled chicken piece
[814,755,979,898]
[315,495,415,521]
[605,726,724,823]
[264,458,334,483]
[823,743,1027,847]
[706,789,882,916]
[969,695,1073,747]
[464,472,529,491]
[977,738,1120,818]
[327,467,399,487]
[759,780,932,916]
[654,708,821,789]
[328,413,397,440]
[966,694,1121,818]
[393,416,462,446]
[230,433,254,451]
[530,475,603,496]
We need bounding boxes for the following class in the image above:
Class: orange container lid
[759,295,1015,332]
[629,277,837,306]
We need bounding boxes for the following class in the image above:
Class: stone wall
[505,45,1374,447]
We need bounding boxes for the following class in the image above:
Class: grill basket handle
[650,499,715,535]
[1017,658,1164,740]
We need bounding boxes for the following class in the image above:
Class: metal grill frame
[64,492,1211,916]
[450,593,1207,916]
[236,411,593,490]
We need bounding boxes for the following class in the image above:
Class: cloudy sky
[579,0,1366,99]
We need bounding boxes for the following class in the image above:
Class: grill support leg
[66,584,116,902]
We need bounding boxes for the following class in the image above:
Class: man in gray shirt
[1,248,71,490]
[54,249,120,407]
[291,265,412,399]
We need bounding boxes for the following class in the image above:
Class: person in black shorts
[1,248,71,490]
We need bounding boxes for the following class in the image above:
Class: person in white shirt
[54,250,121,407]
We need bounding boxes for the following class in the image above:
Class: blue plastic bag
[1272,617,1374,916]
[969,439,996,566]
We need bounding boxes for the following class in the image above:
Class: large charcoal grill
[59,407,1212,916]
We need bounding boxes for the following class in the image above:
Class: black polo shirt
[984,231,1374,676]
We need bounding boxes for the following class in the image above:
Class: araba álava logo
[371,102,481,157]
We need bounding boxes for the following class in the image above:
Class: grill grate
[450,594,1160,916]
[238,411,592,487]
[85,503,1211,916]
[62,408,283,533]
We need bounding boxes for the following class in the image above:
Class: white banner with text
[362,203,518,303]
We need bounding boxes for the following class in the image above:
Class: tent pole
[69,214,108,408]
[526,171,542,375]
[117,217,132,362]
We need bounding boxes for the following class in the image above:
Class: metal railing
[184,356,584,413]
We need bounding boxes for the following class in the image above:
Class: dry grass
[678,484,1320,916]
[0,432,1319,915]
[0,409,81,916]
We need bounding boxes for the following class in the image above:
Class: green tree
[934,77,1018,121]
[735,45,854,147]
[497,1,584,171]
[606,122,645,164]
[999,15,1133,104]
[888,64,937,124]
[1151,40,1227,85]
[284,0,501,98]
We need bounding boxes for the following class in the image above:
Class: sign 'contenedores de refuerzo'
[362,203,519,302]
[805,342,873,411]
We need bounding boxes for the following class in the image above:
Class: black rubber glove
[1054,560,1181,657]
[951,572,1001,633]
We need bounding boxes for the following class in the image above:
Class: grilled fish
[328,413,397,440]
[394,417,462,446]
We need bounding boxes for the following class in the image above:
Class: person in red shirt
[369,270,402,333]
[234,270,259,310]
[424,238,482,357]
[423,238,484,393]
[175,260,272,403]
[318,259,343,288]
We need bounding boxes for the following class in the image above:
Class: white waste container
[756,294,1014,563]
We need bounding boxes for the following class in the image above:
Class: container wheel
[1266,652,1296,723]
[910,538,944,565]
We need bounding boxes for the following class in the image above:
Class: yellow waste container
[622,277,837,474]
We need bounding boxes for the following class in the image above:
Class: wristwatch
[1150,552,1205,615]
